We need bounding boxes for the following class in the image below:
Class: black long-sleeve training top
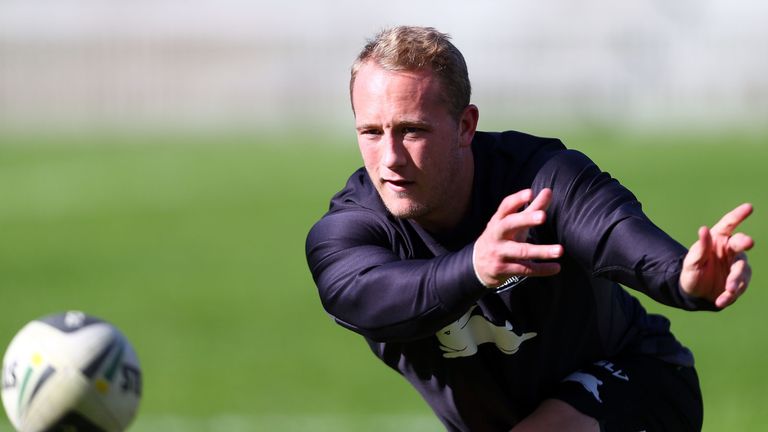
[306,130,715,430]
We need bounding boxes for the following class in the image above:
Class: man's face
[351,62,476,230]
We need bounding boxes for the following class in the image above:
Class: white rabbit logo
[563,372,604,403]
[436,305,537,358]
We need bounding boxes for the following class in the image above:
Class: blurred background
[2,0,767,133]
[1,1,766,431]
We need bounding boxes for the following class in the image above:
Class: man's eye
[403,127,423,135]
[360,129,382,136]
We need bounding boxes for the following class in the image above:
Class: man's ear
[458,104,479,147]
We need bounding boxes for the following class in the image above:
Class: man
[305,26,754,431]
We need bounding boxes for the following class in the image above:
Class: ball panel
[21,367,90,431]
[2,322,73,430]
[38,311,106,334]
[76,336,141,430]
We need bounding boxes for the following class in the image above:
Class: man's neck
[413,151,475,234]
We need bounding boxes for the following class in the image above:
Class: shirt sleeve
[537,150,718,311]
[305,209,488,342]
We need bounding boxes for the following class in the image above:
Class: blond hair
[350,26,471,119]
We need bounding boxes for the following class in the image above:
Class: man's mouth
[383,178,414,192]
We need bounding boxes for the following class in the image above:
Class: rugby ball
[2,311,141,431]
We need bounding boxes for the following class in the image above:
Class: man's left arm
[540,150,754,310]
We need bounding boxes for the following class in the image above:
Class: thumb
[684,226,712,269]
[680,227,711,292]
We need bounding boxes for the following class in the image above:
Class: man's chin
[382,198,427,220]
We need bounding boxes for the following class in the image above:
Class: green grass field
[0,130,765,431]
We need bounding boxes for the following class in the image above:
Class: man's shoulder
[471,130,583,192]
[327,167,386,214]
[472,130,571,174]
[306,169,408,258]
[307,168,394,241]
[474,130,599,175]
[473,130,566,157]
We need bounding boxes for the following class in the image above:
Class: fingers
[492,189,553,241]
[474,188,562,287]
[684,222,753,274]
[728,232,755,254]
[479,253,562,285]
[474,239,564,287]
[526,188,553,213]
[494,210,546,241]
[495,189,534,219]
[716,255,751,308]
[681,220,755,309]
[502,260,562,278]
[498,241,564,262]
[715,291,737,309]
[682,226,712,269]
[494,239,563,278]
[496,188,553,219]
[711,203,753,237]
[726,254,751,294]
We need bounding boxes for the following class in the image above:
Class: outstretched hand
[679,203,755,309]
[473,189,564,288]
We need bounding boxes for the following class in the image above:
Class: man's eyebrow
[355,123,382,133]
[355,123,380,131]
[356,119,431,131]
[398,120,432,129]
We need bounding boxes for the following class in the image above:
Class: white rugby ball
[2,311,141,432]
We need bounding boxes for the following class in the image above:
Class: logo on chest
[436,305,537,358]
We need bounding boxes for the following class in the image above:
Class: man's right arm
[305,209,487,342]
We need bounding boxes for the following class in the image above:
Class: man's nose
[381,133,407,168]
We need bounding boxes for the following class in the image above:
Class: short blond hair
[350,26,471,119]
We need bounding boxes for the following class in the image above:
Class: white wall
[1,0,766,132]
